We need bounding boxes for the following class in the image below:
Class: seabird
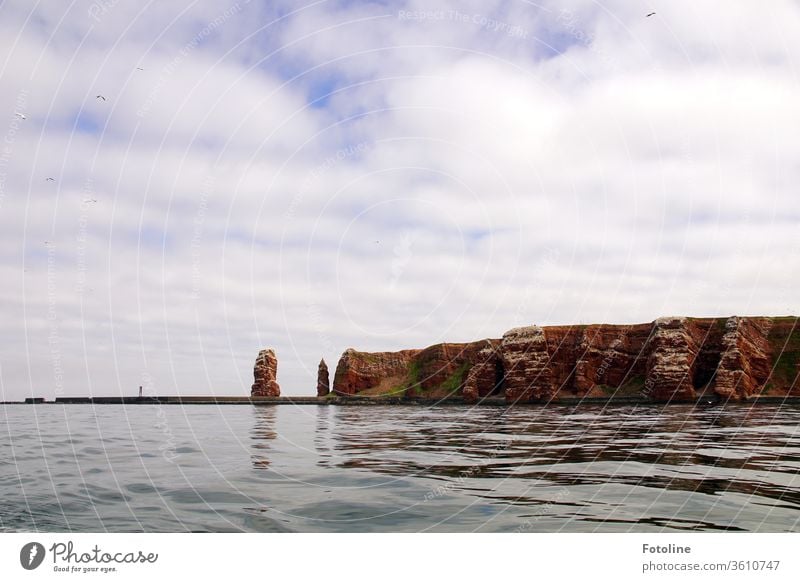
[46,177,55,182]
[14,112,26,120]
[96,95,106,101]
[83,198,98,203]
[646,12,656,17]
[136,67,144,71]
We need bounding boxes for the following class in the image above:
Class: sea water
[1,403,799,532]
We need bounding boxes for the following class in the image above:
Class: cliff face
[251,349,281,397]
[329,316,800,403]
[645,317,709,401]
[411,341,496,398]
[570,323,652,396]
[757,317,800,395]
[332,348,420,396]
[714,317,784,399]
[501,326,554,402]
[462,343,503,400]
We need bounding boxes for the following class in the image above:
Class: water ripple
[1,403,799,531]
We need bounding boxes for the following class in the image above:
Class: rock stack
[317,358,330,397]
[251,348,281,397]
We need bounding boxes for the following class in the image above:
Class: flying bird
[46,177,55,182]
[136,67,144,71]
[646,12,656,17]
[83,198,98,203]
[96,95,106,101]
[14,112,26,119]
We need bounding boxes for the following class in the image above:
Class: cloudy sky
[1,0,798,399]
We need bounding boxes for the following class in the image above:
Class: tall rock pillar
[251,348,281,397]
[317,358,330,397]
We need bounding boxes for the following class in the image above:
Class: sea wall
[329,317,800,403]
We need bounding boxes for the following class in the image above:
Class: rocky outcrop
[463,344,503,402]
[332,348,420,396]
[324,316,800,403]
[410,340,497,398]
[643,317,727,401]
[317,358,330,397]
[251,349,280,397]
[713,317,772,399]
[543,326,584,394]
[570,324,652,396]
[644,317,703,401]
[763,317,800,395]
[501,326,554,402]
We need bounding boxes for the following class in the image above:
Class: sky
[0,0,798,399]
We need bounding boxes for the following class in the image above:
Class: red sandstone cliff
[713,317,772,399]
[501,326,554,402]
[332,348,421,396]
[328,316,800,403]
[462,342,503,400]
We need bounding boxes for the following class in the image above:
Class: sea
[1,403,799,532]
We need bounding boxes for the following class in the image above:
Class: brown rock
[760,317,800,396]
[644,317,697,401]
[643,317,725,401]
[411,340,497,398]
[501,326,555,402]
[331,341,498,399]
[569,324,652,396]
[543,326,584,394]
[251,348,281,397]
[332,348,420,396]
[317,358,330,397]
[325,316,800,404]
[713,317,771,399]
[463,344,503,402]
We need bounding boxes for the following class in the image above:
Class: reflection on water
[314,405,334,469]
[250,407,276,469]
[305,404,800,531]
[1,404,799,532]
